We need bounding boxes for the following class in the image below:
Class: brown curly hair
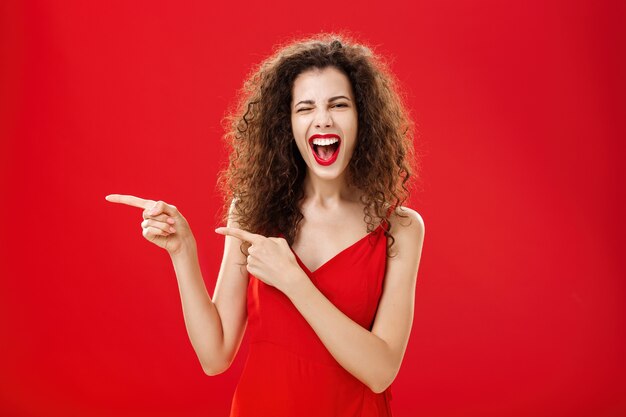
[216,32,418,258]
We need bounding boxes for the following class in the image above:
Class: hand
[214,226,303,292]
[105,194,195,256]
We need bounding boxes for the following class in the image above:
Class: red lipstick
[308,134,341,166]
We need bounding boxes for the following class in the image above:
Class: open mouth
[309,134,341,166]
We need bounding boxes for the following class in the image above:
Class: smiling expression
[291,66,358,179]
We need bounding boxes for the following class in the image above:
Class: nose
[314,108,333,128]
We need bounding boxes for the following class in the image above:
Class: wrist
[168,237,197,260]
[283,267,313,301]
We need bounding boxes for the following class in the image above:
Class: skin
[291,66,358,198]
[105,66,425,394]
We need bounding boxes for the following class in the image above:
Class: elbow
[201,357,231,376]
[369,381,391,395]
[367,368,398,394]
[202,361,229,376]
[198,342,240,376]
[202,365,223,376]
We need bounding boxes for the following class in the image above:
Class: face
[291,66,358,180]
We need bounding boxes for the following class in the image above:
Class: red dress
[230,214,394,417]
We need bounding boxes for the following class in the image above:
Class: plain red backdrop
[1,1,625,416]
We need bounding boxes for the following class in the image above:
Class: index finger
[215,226,264,244]
[105,194,156,210]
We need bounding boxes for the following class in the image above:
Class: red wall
[1,1,624,416]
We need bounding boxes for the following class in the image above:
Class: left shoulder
[383,205,425,260]
[388,205,425,240]
[368,204,425,388]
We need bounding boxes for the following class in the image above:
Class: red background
[1,1,625,416]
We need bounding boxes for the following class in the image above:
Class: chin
[309,163,347,179]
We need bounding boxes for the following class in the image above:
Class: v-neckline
[288,222,385,275]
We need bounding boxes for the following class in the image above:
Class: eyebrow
[294,95,352,107]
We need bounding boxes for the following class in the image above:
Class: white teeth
[312,138,339,146]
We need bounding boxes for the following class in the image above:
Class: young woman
[106,34,424,417]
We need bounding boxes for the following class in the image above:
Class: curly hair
[216,32,419,258]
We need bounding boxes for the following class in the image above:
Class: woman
[106,33,424,417]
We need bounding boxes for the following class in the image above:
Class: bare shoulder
[389,205,425,238]
[385,205,425,259]
[228,197,240,222]
[224,198,249,256]
[228,198,245,230]
[369,204,425,355]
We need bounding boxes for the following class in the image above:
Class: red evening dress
[230,211,394,417]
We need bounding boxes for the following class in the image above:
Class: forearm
[169,240,227,373]
[284,270,396,393]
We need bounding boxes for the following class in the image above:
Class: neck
[302,170,361,208]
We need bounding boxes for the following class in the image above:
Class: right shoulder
[228,198,242,227]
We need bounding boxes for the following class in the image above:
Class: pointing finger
[147,201,178,217]
[215,227,263,244]
[105,194,155,210]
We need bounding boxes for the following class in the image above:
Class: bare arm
[212,205,425,390]
[169,243,227,375]
[283,207,425,393]
[203,200,250,374]
[170,200,249,375]
[105,195,249,375]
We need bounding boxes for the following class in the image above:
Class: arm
[105,194,248,375]
[171,200,249,375]
[283,207,425,393]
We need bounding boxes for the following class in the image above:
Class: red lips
[308,134,341,166]
[308,133,341,144]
